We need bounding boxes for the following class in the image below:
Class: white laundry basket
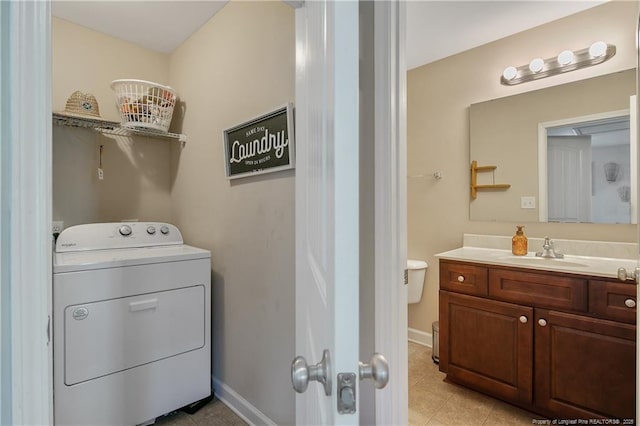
[111,79,178,133]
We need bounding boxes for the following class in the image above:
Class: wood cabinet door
[439,291,533,404]
[535,309,636,420]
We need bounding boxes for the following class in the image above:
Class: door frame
[0,0,53,424]
[372,1,408,424]
[635,8,640,422]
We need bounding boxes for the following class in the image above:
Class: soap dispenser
[512,225,528,256]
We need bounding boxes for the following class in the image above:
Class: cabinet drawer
[489,269,587,311]
[589,280,637,324]
[439,260,488,296]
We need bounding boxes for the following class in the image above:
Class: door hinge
[404,268,408,285]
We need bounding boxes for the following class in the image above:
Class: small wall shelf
[53,113,187,143]
[470,160,511,199]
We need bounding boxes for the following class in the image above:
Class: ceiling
[51,1,228,54]
[405,1,605,69]
[52,0,605,70]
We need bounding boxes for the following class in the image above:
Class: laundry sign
[223,104,295,179]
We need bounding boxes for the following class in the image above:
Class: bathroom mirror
[469,69,636,223]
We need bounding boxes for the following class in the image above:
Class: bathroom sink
[436,243,637,279]
[497,255,589,268]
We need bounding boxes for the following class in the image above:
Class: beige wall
[53,17,170,123]
[168,1,295,424]
[52,17,173,226]
[52,3,295,423]
[407,1,638,335]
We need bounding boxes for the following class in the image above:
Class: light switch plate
[521,196,536,209]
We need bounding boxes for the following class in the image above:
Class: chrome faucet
[536,237,564,259]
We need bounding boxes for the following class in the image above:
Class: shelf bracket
[470,160,511,199]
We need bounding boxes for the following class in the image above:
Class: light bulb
[589,41,607,58]
[502,66,517,80]
[529,58,544,73]
[557,50,574,66]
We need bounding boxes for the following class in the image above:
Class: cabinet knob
[625,299,636,308]
[519,315,528,324]
[538,318,547,327]
[457,275,465,283]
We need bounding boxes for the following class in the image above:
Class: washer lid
[53,244,210,274]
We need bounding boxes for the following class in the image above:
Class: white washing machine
[53,222,211,425]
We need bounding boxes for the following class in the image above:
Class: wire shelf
[52,113,187,143]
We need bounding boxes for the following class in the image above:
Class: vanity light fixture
[500,41,616,86]
[589,41,608,58]
[557,50,575,66]
[502,66,518,80]
[529,58,544,73]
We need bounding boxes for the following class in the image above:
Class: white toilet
[407,259,428,304]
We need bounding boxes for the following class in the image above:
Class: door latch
[337,372,356,414]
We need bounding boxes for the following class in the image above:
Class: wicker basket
[111,79,177,133]
[62,91,101,118]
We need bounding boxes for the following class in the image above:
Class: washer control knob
[146,225,156,235]
[119,225,132,236]
[160,225,170,235]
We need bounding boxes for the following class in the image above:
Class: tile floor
[409,341,539,425]
[157,342,539,425]
[154,398,246,426]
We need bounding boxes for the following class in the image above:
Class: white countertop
[436,246,637,280]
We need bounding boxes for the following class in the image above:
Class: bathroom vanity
[437,238,637,421]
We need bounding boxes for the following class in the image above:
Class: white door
[547,136,592,222]
[293,1,361,424]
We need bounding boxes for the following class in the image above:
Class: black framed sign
[223,104,295,179]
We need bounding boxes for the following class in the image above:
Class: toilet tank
[407,259,428,304]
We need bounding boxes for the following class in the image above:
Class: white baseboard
[408,327,432,348]
[212,377,276,426]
